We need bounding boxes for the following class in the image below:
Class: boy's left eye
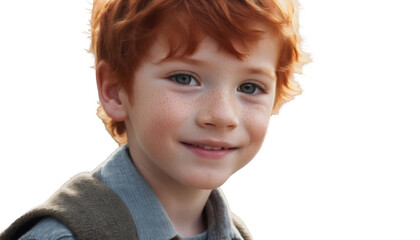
[237,83,263,95]
[168,73,199,86]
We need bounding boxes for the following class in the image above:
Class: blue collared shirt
[19,146,244,240]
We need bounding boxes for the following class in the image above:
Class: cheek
[244,108,271,149]
[242,91,275,145]
[141,92,191,146]
[233,110,270,174]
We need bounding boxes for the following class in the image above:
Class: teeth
[194,144,225,150]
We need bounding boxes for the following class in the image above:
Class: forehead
[147,29,279,65]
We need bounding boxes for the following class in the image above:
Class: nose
[196,91,239,130]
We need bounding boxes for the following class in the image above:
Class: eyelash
[167,73,266,95]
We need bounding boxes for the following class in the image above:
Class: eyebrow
[157,57,206,66]
[243,67,277,81]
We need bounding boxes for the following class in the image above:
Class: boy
[1,0,307,239]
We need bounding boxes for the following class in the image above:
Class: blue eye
[237,83,262,94]
[169,74,198,86]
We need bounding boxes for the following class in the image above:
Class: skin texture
[97,31,279,236]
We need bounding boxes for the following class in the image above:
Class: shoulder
[19,218,75,240]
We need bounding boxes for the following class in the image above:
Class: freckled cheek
[143,93,192,146]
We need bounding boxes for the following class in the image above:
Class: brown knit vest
[0,173,138,240]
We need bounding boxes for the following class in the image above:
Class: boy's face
[122,31,278,190]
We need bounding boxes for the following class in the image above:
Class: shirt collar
[205,189,244,240]
[93,145,243,240]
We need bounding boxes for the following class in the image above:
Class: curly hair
[90,0,309,145]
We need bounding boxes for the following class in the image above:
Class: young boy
[1,0,307,239]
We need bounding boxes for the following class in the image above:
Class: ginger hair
[90,0,309,145]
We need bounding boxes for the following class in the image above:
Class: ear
[96,61,128,122]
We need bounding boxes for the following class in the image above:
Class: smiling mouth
[182,142,236,151]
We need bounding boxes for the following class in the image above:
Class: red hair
[90,0,309,145]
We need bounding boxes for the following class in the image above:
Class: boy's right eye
[168,73,199,86]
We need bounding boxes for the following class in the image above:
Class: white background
[1,0,419,239]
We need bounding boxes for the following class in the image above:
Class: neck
[144,171,211,237]
[156,185,210,237]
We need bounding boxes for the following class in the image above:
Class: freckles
[145,92,190,141]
